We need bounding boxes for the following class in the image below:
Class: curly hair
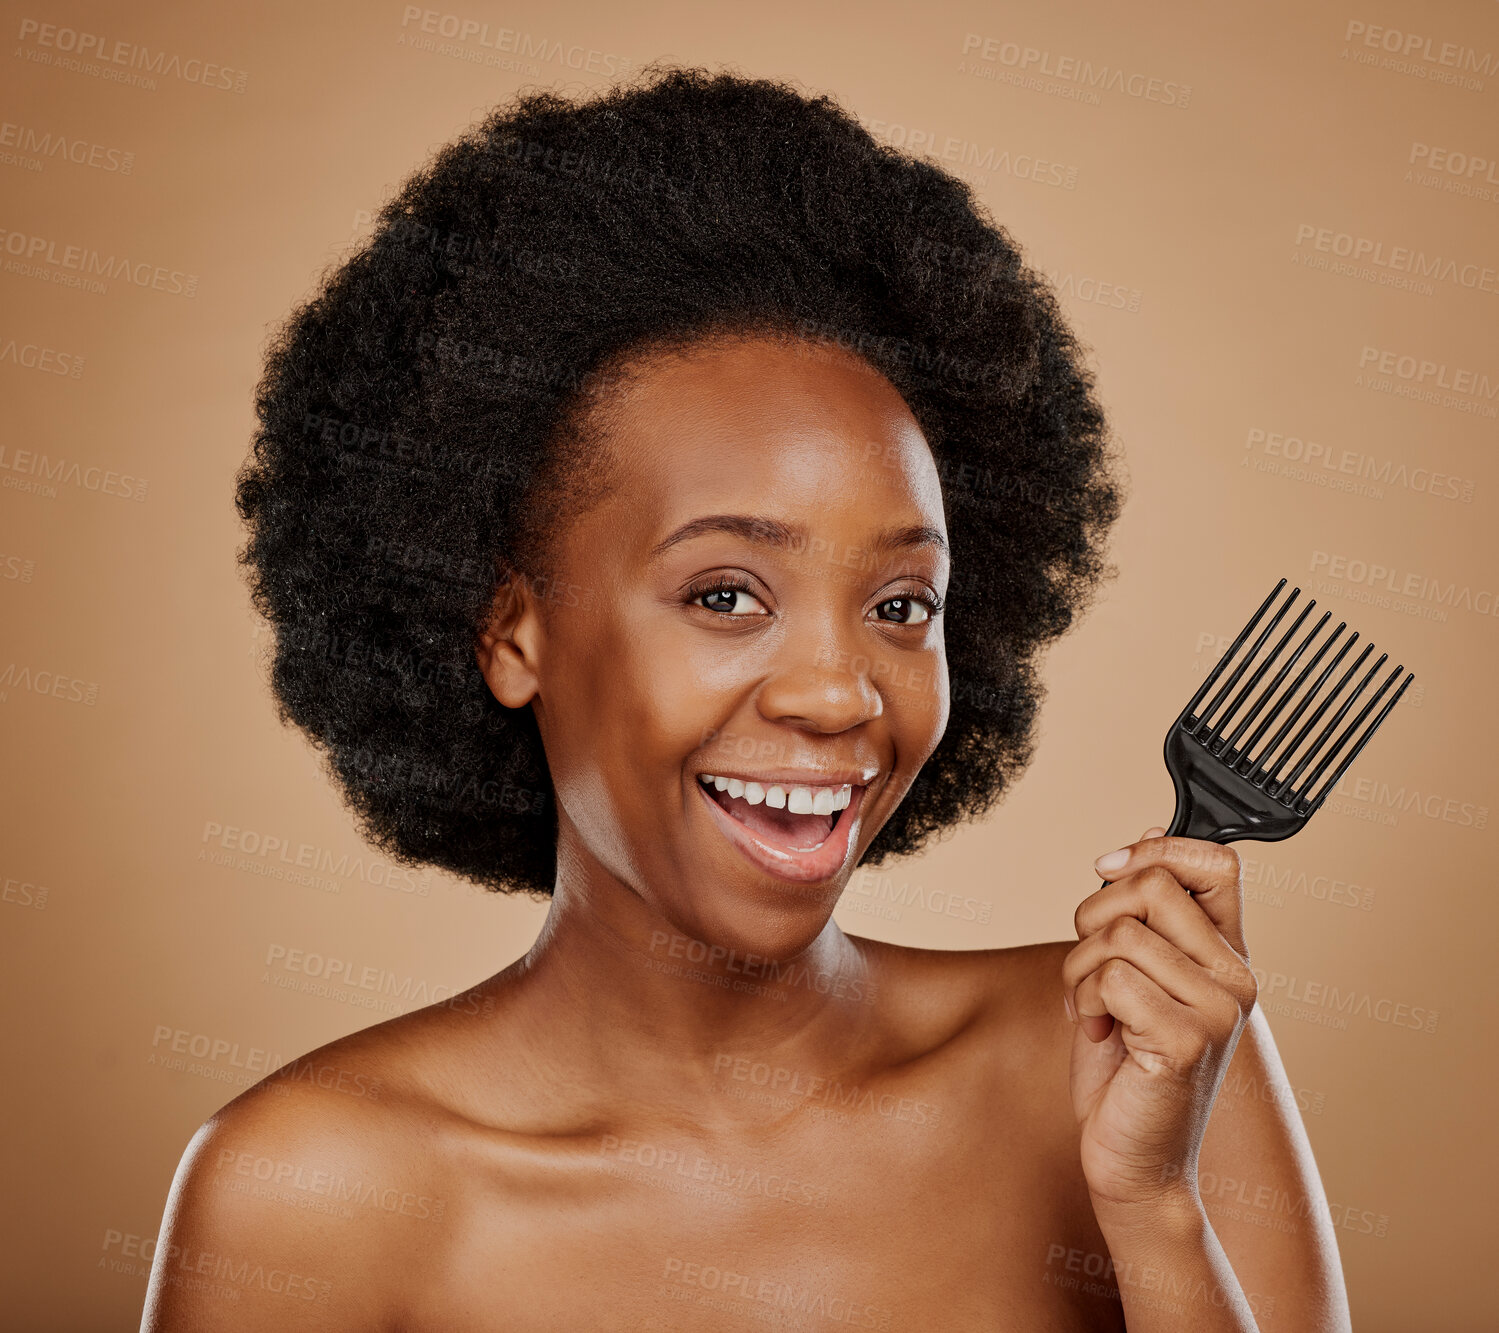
[234,61,1126,900]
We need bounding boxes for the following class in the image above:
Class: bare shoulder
[848,932,1077,1083]
[847,933,1098,1242]
[141,1005,481,1331]
[851,931,1073,1026]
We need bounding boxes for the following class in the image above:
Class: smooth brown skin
[143,335,1350,1330]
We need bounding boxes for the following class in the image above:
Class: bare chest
[393,1100,1127,1332]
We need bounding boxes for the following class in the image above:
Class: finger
[1141,826,1167,840]
[1092,835,1246,951]
[1073,958,1205,1063]
[1074,866,1252,979]
[1096,835,1239,893]
[1061,915,1251,1040]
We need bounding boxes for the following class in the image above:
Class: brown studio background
[1,0,1495,1327]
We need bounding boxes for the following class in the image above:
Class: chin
[664,883,844,966]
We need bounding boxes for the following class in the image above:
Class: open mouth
[698,778,850,852]
[692,772,868,884]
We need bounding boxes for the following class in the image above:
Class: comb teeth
[1184,579,1414,811]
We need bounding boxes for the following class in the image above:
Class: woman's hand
[1061,826,1259,1216]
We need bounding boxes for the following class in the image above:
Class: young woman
[143,64,1351,1331]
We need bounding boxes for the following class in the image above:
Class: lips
[703,783,838,849]
[695,776,866,884]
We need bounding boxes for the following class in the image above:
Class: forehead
[592,335,945,545]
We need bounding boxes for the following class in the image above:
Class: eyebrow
[646,513,949,562]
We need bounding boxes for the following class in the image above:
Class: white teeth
[699,773,853,813]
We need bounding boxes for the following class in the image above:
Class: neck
[501,842,880,1111]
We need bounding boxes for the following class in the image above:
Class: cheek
[886,644,948,757]
[616,639,725,770]
[549,616,720,806]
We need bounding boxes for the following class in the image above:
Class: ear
[474,565,544,710]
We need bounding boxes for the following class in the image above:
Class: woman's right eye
[688,578,769,616]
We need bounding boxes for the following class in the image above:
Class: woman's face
[482,333,951,956]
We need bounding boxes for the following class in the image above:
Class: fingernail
[1063,993,1075,1022]
[1095,848,1129,872]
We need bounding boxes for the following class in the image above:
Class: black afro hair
[234,61,1126,900]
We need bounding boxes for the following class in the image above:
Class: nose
[754,636,884,733]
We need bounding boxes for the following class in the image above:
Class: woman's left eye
[874,595,939,625]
